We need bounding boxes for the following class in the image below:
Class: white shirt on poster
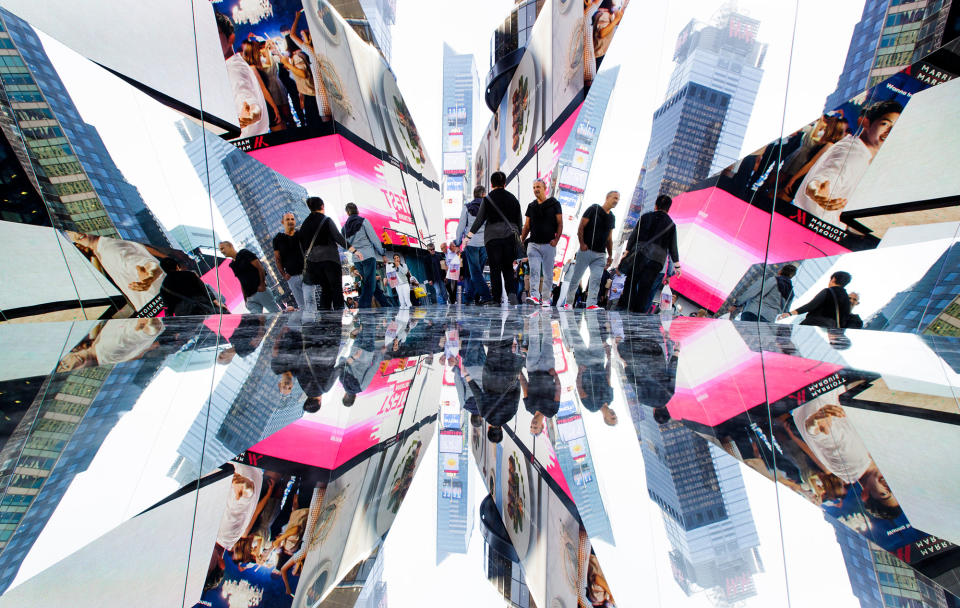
[792,399,872,484]
[93,236,163,310]
[225,53,268,138]
[794,134,873,227]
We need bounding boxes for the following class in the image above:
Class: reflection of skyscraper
[824,0,890,111]
[479,495,534,608]
[0,356,152,592]
[867,242,960,335]
[553,67,619,218]
[0,9,170,246]
[178,119,307,296]
[441,44,481,239]
[436,414,474,563]
[827,514,951,608]
[318,542,388,608]
[637,410,763,606]
[331,0,397,63]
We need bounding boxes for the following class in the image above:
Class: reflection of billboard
[212,0,439,187]
[446,130,464,151]
[558,165,588,193]
[443,152,467,175]
[248,134,426,248]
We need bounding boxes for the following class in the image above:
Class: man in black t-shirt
[219,240,279,313]
[520,179,563,307]
[272,212,315,311]
[563,191,618,310]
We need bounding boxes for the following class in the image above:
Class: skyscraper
[628,6,764,219]
[636,82,731,213]
[0,9,169,246]
[666,7,766,175]
[441,43,482,241]
[637,411,763,606]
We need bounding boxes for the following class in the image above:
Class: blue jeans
[432,282,447,304]
[463,246,491,303]
[357,258,389,308]
[287,273,318,312]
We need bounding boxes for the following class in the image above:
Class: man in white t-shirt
[793,99,902,226]
[215,12,268,138]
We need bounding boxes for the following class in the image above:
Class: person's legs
[245,294,264,314]
[527,243,544,301]
[565,255,591,307]
[358,258,376,308]
[585,251,605,307]
[246,290,279,313]
[486,238,511,304]
[397,285,411,308]
[466,246,492,303]
[433,282,447,304]
[317,262,344,310]
[287,274,305,309]
[540,244,556,303]
[642,272,664,314]
[302,282,318,312]
[446,279,457,303]
[629,261,661,313]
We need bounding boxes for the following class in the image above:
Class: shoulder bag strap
[633,218,674,252]
[300,216,329,263]
[484,195,521,241]
[828,288,842,328]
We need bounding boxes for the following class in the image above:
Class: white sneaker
[560,304,573,310]
[525,296,541,305]
[541,300,552,308]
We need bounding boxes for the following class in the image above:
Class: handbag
[413,285,427,299]
[618,219,674,274]
[484,195,524,259]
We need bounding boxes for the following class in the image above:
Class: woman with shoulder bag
[299,196,347,310]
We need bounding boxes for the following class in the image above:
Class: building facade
[636,82,731,215]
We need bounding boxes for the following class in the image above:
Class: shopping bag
[446,256,461,281]
[660,283,673,311]
[386,268,399,288]
[413,285,427,299]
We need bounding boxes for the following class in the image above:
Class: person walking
[564,191,619,310]
[619,194,680,313]
[425,243,448,305]
[273,212,316,311]
[342,203,389,308]
[219,241,280,314]
[777,271,853,328]
[299,196,347,310]
[457,185,493,305]
[463,172,523,306]
[159,257,218,316]
[389,253,413,309]
[445,243,462,304]
[520,180,562,307]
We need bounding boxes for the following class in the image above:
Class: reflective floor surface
[1,307,959,607]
